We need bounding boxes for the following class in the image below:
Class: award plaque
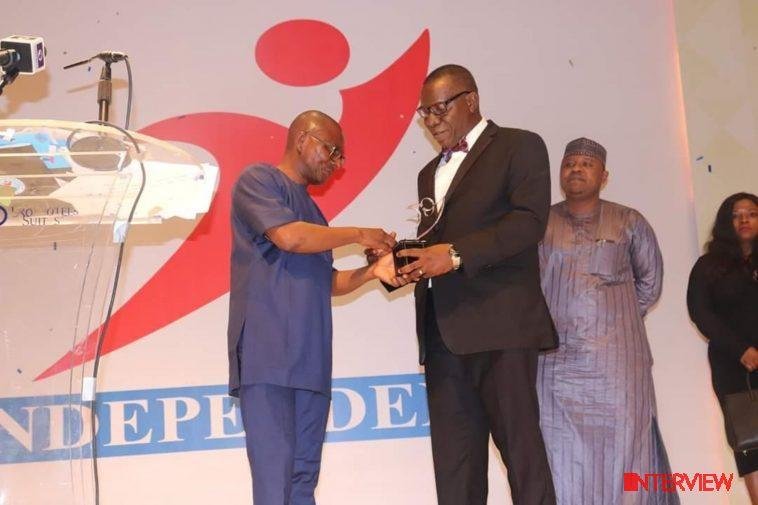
[392,238,427,272]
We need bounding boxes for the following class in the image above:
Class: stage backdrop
[674,0,758,246]
[0,1,749,504]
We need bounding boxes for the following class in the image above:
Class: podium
[0,120,218,504]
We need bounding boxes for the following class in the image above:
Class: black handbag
[723,371,758,453]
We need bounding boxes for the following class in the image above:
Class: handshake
[357,227,457,288]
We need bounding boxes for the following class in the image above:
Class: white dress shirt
[426,118,487,285]
[434,118,488,211]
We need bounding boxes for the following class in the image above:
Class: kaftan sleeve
[629,211,663,316]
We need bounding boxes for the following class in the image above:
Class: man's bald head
[285,110,342,150]
[423,64,478,93]
[279,110,344,186]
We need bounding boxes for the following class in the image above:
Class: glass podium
[0,119,217,505]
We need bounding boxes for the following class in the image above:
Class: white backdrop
[0,1,747,503]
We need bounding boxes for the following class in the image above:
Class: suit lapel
[442,120,497,204]
[417,156,441,236]
[419,157,438,202]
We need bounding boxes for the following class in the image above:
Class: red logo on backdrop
[36,20,430,380]
[623,472,734,493]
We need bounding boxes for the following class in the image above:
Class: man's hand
[740,346,758,372]
[364,247,392,265]
[358,229,396,254]
[396,243,454,282]
[370,253,409,288]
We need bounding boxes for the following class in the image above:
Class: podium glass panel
[0,119,216,505]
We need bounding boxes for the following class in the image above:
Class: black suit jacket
[415,120,558,363]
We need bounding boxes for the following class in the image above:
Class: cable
[60,50,137,504]
[80,121,146,505]
[123,57,133,130]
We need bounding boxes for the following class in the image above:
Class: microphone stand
[97,62,112,122]
[64,52,125,121]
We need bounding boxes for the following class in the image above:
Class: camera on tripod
[0,35,46,96]
[1,35,46,74]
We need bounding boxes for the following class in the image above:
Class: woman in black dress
[687,192,758,502]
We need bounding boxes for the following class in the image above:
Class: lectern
[0,119,217,504]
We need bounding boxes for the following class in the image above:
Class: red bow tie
[441,139,469,162]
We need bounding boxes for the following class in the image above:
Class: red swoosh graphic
[36,30,429,380]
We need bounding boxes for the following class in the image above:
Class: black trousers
[424,295,556,505]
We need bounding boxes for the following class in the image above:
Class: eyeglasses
[304,131,345,164]
[416,90,473,118]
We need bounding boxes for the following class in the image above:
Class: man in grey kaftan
[537,138,678,504]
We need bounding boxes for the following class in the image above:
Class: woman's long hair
[705,192,758,278]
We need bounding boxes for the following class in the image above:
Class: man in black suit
[396,65,558,505]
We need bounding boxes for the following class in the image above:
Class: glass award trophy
[392,196,444,272]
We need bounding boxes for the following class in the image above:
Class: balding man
[228,111,400,505]
[396,65,557,505]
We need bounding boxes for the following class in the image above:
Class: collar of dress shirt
[463,117,488,151]
[439,117,488,166]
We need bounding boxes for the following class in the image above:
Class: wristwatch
[449,244,462,270]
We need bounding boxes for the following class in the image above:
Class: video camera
[1,35,46,74]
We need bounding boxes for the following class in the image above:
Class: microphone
[95,51,128,63]
[63,49,131,123]
[64,51,128,70]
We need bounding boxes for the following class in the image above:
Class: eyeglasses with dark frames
[303,130,345,164]
[416,90,473,118]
